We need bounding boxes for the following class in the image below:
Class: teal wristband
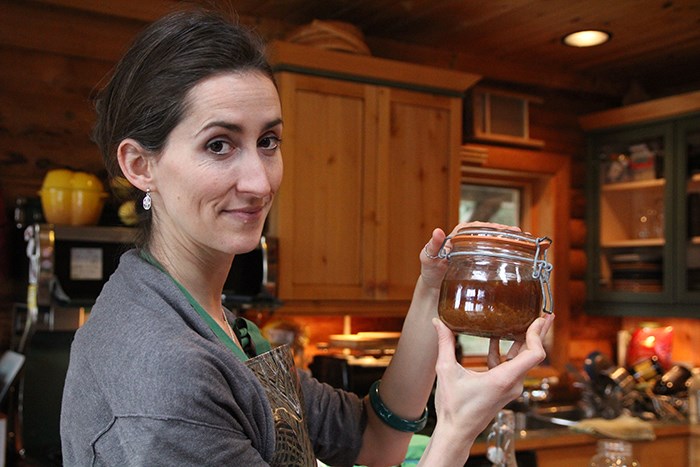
[368,380,428,433]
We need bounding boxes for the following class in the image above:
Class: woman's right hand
[418,314,553,466]
[420,221,520,290]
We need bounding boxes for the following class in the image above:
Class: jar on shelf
[436,227,553,340]
[589,439,640,467]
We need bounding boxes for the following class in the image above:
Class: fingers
[527,313,554,342]
[504,340,523,361]
[508,315,553,370]
[487,338,501,369]
[538,312,555,338]
[420,229,449,288]
[432,318,457,373]
[490,314,555,373]
[422,228,446,260]
[524,313,554,357]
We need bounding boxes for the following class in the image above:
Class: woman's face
[149,71,283,257]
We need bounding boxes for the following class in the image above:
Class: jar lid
[449,227,551,252]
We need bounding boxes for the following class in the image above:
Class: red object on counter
[626,322,673,370]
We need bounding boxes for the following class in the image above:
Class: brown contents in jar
[438,279,542,340]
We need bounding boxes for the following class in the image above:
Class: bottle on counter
[486,409,517,467]
[689,368,700,425]
[589,439,640,467]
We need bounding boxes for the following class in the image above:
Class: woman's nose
[236,151,274,197]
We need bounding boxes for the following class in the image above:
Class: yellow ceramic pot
[69,172,108,225]
[40,170,108,225]
[39,169,73,224]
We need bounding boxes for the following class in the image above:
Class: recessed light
[562,30,611,47]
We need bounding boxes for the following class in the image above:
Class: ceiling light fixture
[562,29,611,47]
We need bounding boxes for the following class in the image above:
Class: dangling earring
[142,189,152,211]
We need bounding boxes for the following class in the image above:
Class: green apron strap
[234,317,271,356]
[140,250,251,361]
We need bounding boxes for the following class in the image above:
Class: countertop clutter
[470,421,694,467]
[469,345,700,466]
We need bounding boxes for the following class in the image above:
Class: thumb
[432,317,457,371]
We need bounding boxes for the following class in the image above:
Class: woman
[60,8,553,466]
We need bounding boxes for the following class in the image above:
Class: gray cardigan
[60,250,365,466]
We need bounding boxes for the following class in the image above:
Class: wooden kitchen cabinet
[580,91,700,317]
[266,42,479,311]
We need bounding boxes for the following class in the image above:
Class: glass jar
[486,409,517,467]
[688,368,700,425]
[589,439,640,467]
[437,227,552,340]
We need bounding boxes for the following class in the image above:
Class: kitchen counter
[469,422,694,466]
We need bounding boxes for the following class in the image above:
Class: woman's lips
[226,205,265,223]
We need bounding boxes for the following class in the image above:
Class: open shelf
[602,238,665,248]
[602,178,665,192]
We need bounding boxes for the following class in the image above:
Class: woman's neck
[148,240,232,316]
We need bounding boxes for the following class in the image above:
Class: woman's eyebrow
[197,118,283,135]
[197,121,243,135]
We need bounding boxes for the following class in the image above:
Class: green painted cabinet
[582,98,700,317]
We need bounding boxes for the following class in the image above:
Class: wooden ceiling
[23,0,700,100]
[231,0,700,99]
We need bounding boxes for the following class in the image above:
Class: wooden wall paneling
[33,0,182,22]
[569,249,587,279]
[568,279,586,311]
[33,0,299,40]
[0,1,143,61]
[1,88,94,137]
[0,45,108,209]
[570,188,586,219]
[569,219,587,248]
[0,48,108,101]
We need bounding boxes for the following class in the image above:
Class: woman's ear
[117,138,153,192]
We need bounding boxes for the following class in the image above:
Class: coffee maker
[10,223,134,465]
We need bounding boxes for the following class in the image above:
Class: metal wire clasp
[533,236,554,314]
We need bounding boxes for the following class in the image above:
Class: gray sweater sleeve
[299,370,367,467]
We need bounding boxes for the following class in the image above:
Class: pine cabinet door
[275,73,378,300]
[375,88,461,299]
[274,73,461,303]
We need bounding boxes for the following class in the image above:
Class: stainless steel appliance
[308,333,396,397]
[309,354,391,398]
[222,235,281,311]
[10,224,280,464]
[10,224,134,465]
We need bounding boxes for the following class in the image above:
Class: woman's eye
[258,135,281,151]
[207,139,233,155]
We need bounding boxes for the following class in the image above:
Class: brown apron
[245,344,316,467]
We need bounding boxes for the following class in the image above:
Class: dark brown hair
[92,8,275,247]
